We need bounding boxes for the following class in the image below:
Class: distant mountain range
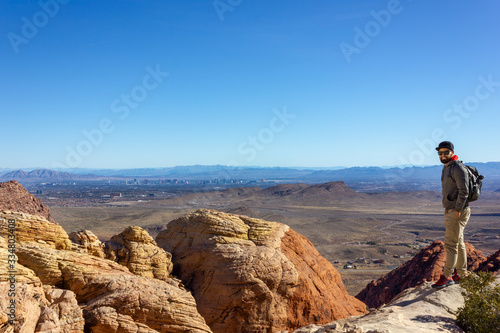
[302,162,500,181]
[2,162,500,191]
[0,169,97,181]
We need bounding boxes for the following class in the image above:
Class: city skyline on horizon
[2,159,500,174]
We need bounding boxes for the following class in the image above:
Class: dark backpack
[461,163,484,202]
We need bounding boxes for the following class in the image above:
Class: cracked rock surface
[157,209,367,333]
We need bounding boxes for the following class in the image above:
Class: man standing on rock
[432,141,470,289]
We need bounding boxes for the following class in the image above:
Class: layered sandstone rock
[69,230,105,258]
[0,180,55,223]
[356,240,487,309]
[0,181,211,333]
[0,235,45,332]
[104,226,173,281]
[0,210,71,250]
[0,236,40,285]
[36,286,85,333]
[14,243,211,332]
[0,236,85,332]
[156,209,367,333]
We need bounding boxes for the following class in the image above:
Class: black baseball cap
[435,141,454,151]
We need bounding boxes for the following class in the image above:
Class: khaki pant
[443,207,471,277]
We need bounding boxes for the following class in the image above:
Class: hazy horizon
[2,160,500,174]
[3,1,499,169]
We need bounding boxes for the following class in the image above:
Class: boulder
[477,249,500,273]
[356,240,487,309]
[36,286,85,333]
[104,226,173,281]
[156,209,367,333]
[281,228,368,329]
[0,210,72,250]
[69,230,106,258]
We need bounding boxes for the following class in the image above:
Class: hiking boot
[432,275,454,289]
[452,272,460,284]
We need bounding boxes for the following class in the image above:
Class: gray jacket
[441,160,469,212]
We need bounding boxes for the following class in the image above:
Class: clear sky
[2,0,500,169]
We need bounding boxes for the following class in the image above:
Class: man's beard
[440,156,452,164]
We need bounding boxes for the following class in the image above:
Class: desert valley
[44,180,500,296]
[1,166,499,332]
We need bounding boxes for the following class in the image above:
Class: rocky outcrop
[0,236,85,332]
[14,243,212,332]
[104,226,173,281]
[281,228,368,329]
[0,282,85,333]
[70,227,174,281]
[156,209,367,333]
[478,249,500,273]
[37,286,85,333]
[0,181,212,333]
[0,210,72,250]
[0,236,40,285]
[292,275,499,333]
[356,241,487,309]
[0,180,55,223]
[69,230,105,258]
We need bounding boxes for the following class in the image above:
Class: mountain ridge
[4,162,499,182]
[0,168,96,181]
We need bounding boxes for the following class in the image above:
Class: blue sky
[2,0,500,169]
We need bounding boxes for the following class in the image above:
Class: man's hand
[454,210,461,218]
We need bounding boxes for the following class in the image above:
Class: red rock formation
[281,228,368,329]
[156,209,367,333]
[356,240,487,309]
[477,249,500,273]
[0,180,55,223]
